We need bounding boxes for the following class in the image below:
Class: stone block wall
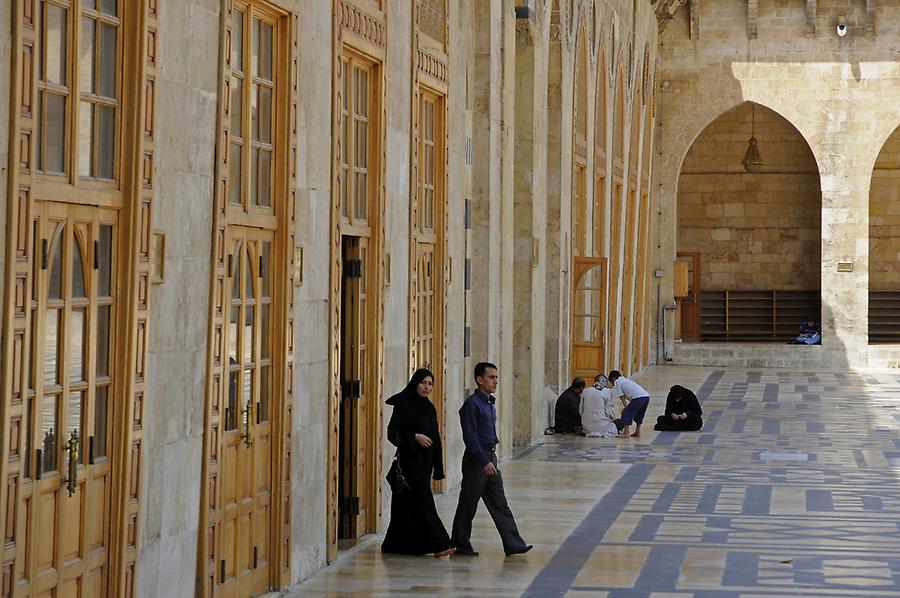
[870,128,900,290]
[678,103,821,290]
[655,0,900,368]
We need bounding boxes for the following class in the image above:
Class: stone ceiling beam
[805,0,816,37]
[689,0,700,39]
[747,0,758,39]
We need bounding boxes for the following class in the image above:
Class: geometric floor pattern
[290,366,900,597]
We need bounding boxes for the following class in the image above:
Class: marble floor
[289,365,900,597]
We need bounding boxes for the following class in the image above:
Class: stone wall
[870,127,900,290]
[138,1,218,594]
[655,0,900,367]
[677,103,821,291]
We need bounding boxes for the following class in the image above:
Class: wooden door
[217,229,275,597]
[339,236,369,539]
[676,252,701,342]
[23,202,117,597]
[571,258,608,380]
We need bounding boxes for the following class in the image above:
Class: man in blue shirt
[450,362,532,557]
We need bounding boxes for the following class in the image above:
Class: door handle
[241,399,253,447]
[63,430,80,497]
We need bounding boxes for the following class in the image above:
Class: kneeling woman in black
[382,368,456,557]
[654,384,704,431]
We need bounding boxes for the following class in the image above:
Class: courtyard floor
[289,365,900,597]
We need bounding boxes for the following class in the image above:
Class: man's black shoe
[453,548,479,556]
[506,545,533,556]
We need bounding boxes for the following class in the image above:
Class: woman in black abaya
[654,384,703,431]
[381,369,456,557]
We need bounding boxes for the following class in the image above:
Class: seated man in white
[580,374,619,438]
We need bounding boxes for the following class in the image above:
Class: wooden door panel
[60,490,84,562]
[36,489,57,572]
[85,471,108,551]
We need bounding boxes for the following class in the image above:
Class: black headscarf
[386,369,444,480]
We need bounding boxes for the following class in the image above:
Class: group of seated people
[549,371,703,437]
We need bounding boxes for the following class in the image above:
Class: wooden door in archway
[676,252,701,342]
[23,202,118,597]
[571,258,608,380]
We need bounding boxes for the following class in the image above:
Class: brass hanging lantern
[742,103,764,172]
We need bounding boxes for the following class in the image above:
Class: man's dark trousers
[450,447,528,553]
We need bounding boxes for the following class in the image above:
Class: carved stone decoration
[747,0,758,38]
[417,49,448,84]
[655,0,689,30]
[866,0,877,37]
[417,0,447,45]
[805,0,816,37]
[689,0,700,39]
[338,0,386,48]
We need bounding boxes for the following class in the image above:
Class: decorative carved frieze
[338,0,386,48]
[417,48,448,84]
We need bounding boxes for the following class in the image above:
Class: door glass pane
[97,104,115,178]
[71,234,86,298]
[243,306,254,364]
[260,303,270,359]
[251,18,260,78]
[44,308,62,386]
[231,246,241,298]
[69,307,86,383]
[259,22,273,80]
[256,85,271,144]
[250,147,258,206]
[98,224,113,296]
[45,5,68,85]
[45,93,67,173]
[100,0,117,17]
[41,394,59,473]
[227,370,238,430]
[68,390,85,464]
[78,101,93,177]
[258,365,269,422]
[261,242,271,298]
[231,10,243,72]
[242,369,254,417]
[230,78,242,134]
[228,306,238,362]
[94,385,108,458]
[244,251,254,299]
[79,18,95,93]
[48,229,64,299]
[228,143,242,205]
[98,22,117,98]
[259,150,271,208]
[96,304,110,377]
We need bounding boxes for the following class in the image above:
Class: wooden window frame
[35,0,124,189]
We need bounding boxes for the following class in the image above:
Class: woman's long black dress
[381,389,452,555]
[654,384,703,431]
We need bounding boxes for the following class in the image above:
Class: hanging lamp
[741,103,764,172]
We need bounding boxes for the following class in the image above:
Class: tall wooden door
[339,236,370,539]
[571,258,608,380]
[676,252,701,342]
[23,202,117,596]
[217,230,275,597]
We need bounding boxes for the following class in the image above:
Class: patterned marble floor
[289,365,900,597]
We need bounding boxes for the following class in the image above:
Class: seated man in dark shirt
[654,385,703,432]
[553,378,586,434]
[793,319,821,345]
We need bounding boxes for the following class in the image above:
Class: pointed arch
[868,125,900,343]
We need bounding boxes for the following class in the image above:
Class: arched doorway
[869,125,900,343]
[676,102,822,342]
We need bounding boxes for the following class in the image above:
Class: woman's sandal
[434,547,457,558]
